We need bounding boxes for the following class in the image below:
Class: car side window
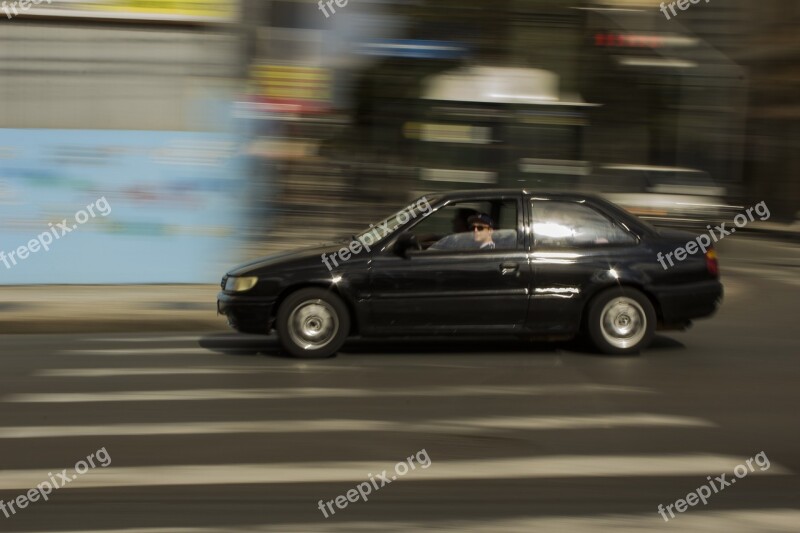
[407,200,519,252]
[531,200,636,248]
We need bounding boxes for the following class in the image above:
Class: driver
[427,208,479,251]
[468,213,495,250]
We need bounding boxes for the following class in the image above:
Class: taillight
[706,249,719,277]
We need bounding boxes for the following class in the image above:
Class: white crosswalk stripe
[86,336,208,343]
[0,455,788,491]
[36,367,264,377]
[0,413,713,439]
[2,384,653,403]
[63,348,218,356]
[34,366,353,377]
[16,510,800,533]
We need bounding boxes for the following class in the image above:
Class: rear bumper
[217,292,276,334]
[653,280,723,324]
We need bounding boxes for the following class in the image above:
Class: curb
[739,227,800,244]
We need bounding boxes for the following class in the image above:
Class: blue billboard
[0,130,247,284]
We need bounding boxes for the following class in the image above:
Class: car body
[218,189,723,357]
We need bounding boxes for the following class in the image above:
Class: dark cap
[467,213,494,228]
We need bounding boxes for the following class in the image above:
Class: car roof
[432,189,604,203]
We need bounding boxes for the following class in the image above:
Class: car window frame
[383,194,526,256]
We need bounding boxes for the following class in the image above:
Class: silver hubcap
[287,299,339,351]
[600,297,646,349]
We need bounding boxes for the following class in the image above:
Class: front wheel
[586,288,656,355]
[276,288,350,358]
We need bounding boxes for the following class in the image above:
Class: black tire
[586,287,656,355]
[276,288,350,358]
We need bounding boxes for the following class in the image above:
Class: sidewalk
[740,220,800,243]
[0,285,228,335]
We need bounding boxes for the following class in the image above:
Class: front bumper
[217,291,277,334]
[653,280,723,324]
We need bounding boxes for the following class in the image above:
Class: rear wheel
[587,288,655,355]
[276,288,350,358]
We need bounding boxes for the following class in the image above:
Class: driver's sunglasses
[471,225,490,232]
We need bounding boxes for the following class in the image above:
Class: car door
[366,195,532,333]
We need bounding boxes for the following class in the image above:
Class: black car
[218,190,722,357]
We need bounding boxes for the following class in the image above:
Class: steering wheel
[417,233,441,249]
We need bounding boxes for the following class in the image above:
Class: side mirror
[394,232,419,257]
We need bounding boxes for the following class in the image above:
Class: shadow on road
[196,333,687,359]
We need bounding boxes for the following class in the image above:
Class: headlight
[225,276,258,292]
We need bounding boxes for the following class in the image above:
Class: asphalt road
[1,236,799,532]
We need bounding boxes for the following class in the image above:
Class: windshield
[354,196,439,243]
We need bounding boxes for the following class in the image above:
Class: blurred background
[1,5,800,532]
[0,0,799,284]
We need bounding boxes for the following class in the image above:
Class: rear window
[531,200,636,248]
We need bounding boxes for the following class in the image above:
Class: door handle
[500,262,520,276]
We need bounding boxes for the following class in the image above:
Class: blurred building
[2,0,798,282]
[741,0,800,221]
[246,0,800,225]
[0,1,240,130]
[582,0,747,188]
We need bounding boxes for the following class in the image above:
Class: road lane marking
[446,413,714,431]
[0,455,788,491]
[3,384,653,403]
[63,348,219,356]
[0,414,712,439]
[83,335,274,344]
[86,336,205,343]
[34,366,353,377]
[23,510,800,532]
[36,368,259,377]
[725,266,800,287]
